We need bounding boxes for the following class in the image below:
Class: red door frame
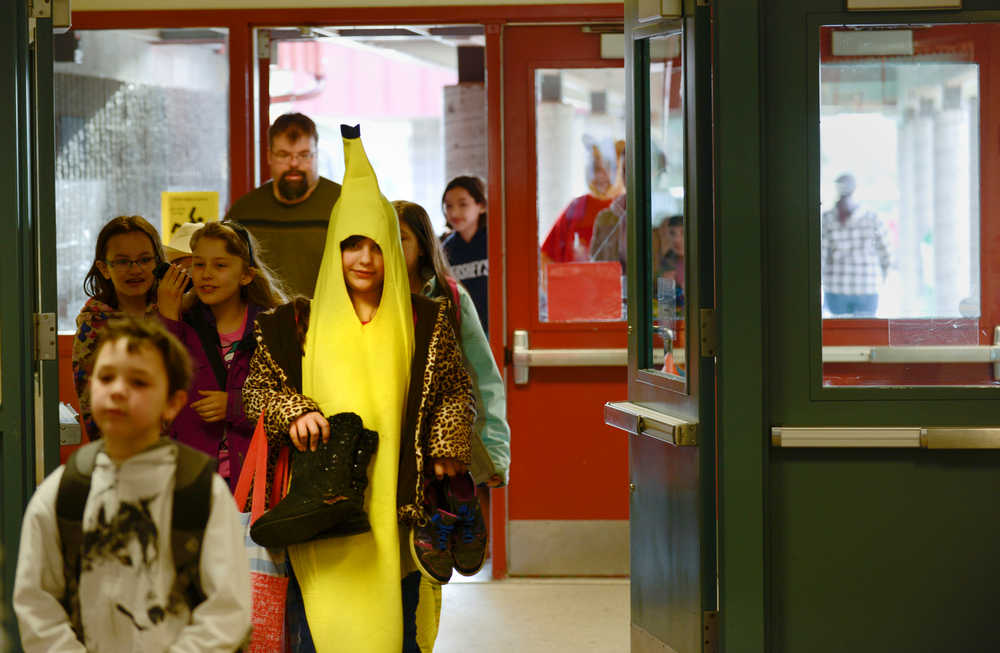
[501,24,629,576]
[71,4,623,579]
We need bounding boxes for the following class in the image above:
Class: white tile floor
[435,570,630,653]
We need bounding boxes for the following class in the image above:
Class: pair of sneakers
[410,473,487,584]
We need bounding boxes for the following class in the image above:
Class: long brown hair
[83,215,165,308]
[392,200,460,324]
[189,221,288,309]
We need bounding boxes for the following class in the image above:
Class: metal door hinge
[703,610,719,653]
[27,0,50,44]
[699,308,718,358]
[29,0,51,18]
[256,29,272,60]
[33,313,56,361]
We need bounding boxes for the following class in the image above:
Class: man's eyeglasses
[272,150,316,163]
[106,255,157,270]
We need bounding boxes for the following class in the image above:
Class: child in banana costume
[242,124,475,651]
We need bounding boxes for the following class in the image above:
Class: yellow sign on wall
[160,191,220,243]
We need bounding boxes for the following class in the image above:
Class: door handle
[772,426,1000,449]
[604,401,698,446]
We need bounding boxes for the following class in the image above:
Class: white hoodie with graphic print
[13,440,251,653]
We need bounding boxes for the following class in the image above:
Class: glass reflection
[646,33,686,380]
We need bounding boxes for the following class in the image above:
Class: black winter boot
[250,412,378,548]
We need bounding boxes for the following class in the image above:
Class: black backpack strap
[55,440,103,641]
[169,442,215,609]
[187,308,229,390]
[56,440,215,622]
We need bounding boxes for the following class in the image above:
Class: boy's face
[90,338,186,448]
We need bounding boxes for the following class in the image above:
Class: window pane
[266,26,488,328]
[819,23,999,387]
[645,33,686,381]
[267,26,486,237]
[55,28,230,331]
[535,67,627,323]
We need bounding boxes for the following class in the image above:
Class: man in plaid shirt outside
[821,172,892,317]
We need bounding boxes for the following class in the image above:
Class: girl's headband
[222,220,257,268]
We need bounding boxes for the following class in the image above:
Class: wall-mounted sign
[832,30,913,56]
[847,0,960,9]
[160,191,219,243]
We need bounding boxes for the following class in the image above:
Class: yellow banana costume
[293,124,414,651]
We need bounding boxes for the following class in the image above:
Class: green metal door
[1,6,58,650]
[605,2,716,651]
[765,1,1000,650]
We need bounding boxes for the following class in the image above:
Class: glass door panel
[536,67,627,323]
[646,32,686,381]
[54,28,230,332]
[264,25,485,236]
[818,22,1000,387]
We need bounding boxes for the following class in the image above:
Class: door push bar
[511,330,679,384]
[512,329,626,384]
[771,426,1000,449]
[823,326,1000,380]
[604,401,698,447]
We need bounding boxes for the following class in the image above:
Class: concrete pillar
[932,86,971,317]
[536,99,577,240]
[911,98,936,315]
[442,83,486,183]
[966,96,980,316]
[897,107,919,317]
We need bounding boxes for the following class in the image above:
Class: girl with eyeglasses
[156,221,288,491]
[73,215,166,440]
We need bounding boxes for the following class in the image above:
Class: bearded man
[226,113,342,298]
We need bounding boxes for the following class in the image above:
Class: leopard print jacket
[241,297,475,523]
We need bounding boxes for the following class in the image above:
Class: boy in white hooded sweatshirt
[13,316,251,652]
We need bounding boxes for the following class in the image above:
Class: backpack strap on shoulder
[55,440,104,641]
[445,277,462,330]
[187,308,229,390]
[169,442,215,609]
